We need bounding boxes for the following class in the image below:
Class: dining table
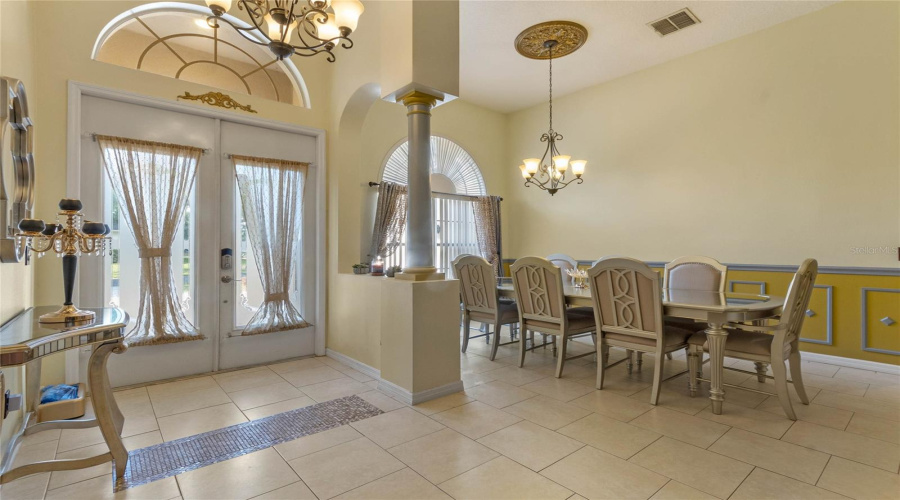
[498,280,784,415]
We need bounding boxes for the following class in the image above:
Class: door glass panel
[103,176,197,324]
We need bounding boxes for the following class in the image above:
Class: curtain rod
[368,182,502,201]
[89,133,211,155]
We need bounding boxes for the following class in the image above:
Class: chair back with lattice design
[588,257,663,342]
[663,256,727,292]
[510,257,567,329]
[777,259,818,346]
[453,255,500,317]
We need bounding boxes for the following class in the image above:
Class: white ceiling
[459,0,837,113]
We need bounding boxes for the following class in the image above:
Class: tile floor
[2,332,899,500]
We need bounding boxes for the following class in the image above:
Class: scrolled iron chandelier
[515,21,588,196]
[205,0,364,61]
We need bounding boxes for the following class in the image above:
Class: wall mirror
[0,77,35,263]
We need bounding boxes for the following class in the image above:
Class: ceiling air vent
[649,8,700,37]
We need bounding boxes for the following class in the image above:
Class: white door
[78,95,319,386]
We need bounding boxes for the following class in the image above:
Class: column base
[396,272,445,281]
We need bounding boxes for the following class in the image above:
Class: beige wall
[0,0,36,463]
[505,1,899,269]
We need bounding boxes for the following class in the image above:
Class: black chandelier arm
[237,0,266,21]
[556,177,584,189]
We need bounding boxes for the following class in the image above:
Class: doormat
[114,395,383,491]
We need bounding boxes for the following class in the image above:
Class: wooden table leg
[87,340,128,477]
[705,321,728,415]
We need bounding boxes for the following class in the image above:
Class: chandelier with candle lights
[205,0,364,62]
[516,21,588,196]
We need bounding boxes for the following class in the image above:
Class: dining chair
[588,257,696,405]
[687,258,818,420]
[547,253,579,285]
[453,255,520,360]
[510,257,596,378]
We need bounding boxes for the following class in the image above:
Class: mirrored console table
[0,306,129,485]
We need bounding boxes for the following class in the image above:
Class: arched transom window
[92,2,310,108]
[382,136,486,196]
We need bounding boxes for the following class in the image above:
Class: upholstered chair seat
[470,301,519,324]
[454,255,521,360]
[688,330,792,358]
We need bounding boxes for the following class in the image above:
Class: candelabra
[16,199,111,323]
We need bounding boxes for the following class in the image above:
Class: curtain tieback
[264,292,289,301]
[138,247,172,258]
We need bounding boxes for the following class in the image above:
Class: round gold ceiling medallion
[515,21,588,60]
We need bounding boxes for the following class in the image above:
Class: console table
[0,306,129,484]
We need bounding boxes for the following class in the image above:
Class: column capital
[399,90,441,108]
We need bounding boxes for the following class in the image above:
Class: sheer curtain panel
[369,181,408,260]
[232,154,309,336]
[473,195,502,276]
[97,135,204,347]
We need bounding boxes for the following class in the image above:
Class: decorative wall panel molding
[861,288,900,355]
[800,284,833,345]
[728,280,767,295]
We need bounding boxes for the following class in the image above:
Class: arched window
[92,2,310,108]
[381,136,486,196]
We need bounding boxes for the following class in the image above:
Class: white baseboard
[801,352,900,375]
[324,349,380,379]
[377,378,465,406]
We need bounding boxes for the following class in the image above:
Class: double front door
[77,94,319,386]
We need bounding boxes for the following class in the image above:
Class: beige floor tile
[334,367,376,383]
[477,421,584,471]
[275,424,363,461]
[146,376,219,398]
[488,365,550,386]
[628,378,712,416]
[279,366,347,388]
[816,456,900,500]
[845,413,900,445]
[522,377,595,402]
[157,402,247,441]
[56,404,158,454]
[833,367,900,387]
[650,480,718,500]
[730,468,849,500]
[438,456,572,500]
[45,475,180,500]
[430,401,522,439]
[21,428,61,446]
[299,377,370,402]
[756,397,853,430]
[364,380,379,390]
[461,370,501,388]
[570,390,653,422]
[268,357,325,374]
[334,468,451,499]
[411,392,474,415]
[351,407,445,448]
[782,420,900,472]
[50,431,162,490]
[695,403,794,439]
[503,395,591,430]
[460,353,503,375]
[213,366,285,393]
[813,390,900,421]
[630,407,729,448]
[582,369,653,397]
[530,361,597,381]
[251,480,317,499]
[465,380,538,408]
[799,373,870,396]
[150,385,232,418]
[288,437,405,499]
[630,437,753,499]
[177,448,298,500]
[388,428,499,484]
[0,472,50,500]
[12,440,58,468]
[558,413,661,460]
[542,446,668,500]
[243,396,316,420]
[228,381,305,410]
[799,361,841,378]
[864,383,900,403]
[357,390,407,412]
[709,428,829,484]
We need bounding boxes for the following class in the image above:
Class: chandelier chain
[548,43,553,132]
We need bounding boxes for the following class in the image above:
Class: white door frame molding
[65,81,327,379]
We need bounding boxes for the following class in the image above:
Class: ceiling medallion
[515,21,588,60]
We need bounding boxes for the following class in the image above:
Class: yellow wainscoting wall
[501,260,899,365]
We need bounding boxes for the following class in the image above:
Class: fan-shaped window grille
[92,2,310,108]
[382,137,486,196]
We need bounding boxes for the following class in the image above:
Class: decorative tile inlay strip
[114,395,383,491]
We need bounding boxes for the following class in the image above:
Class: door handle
[221,275,234,284]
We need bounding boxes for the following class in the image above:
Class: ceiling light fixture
[515,21,588,196]
[205,0,363,61]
